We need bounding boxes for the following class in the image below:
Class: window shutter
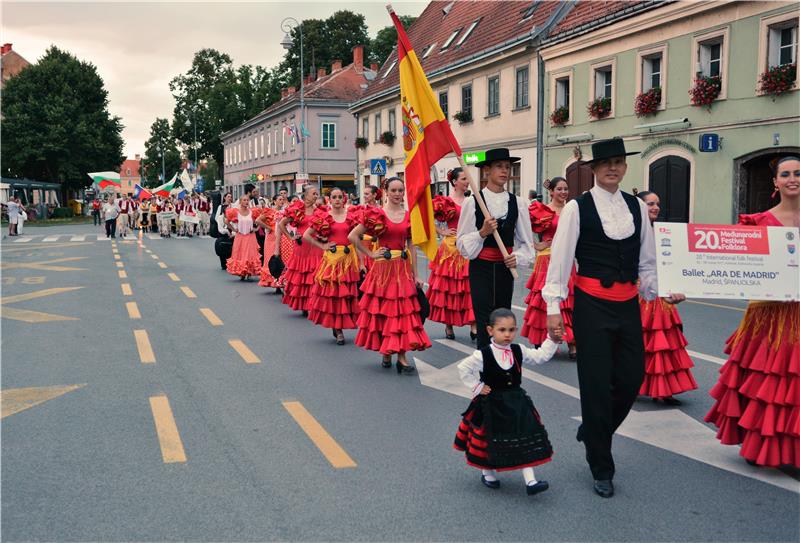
[699,43,710,76]
[769,27,781,67]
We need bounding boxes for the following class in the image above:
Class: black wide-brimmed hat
[474,148,521,168]
[585,138,640,164]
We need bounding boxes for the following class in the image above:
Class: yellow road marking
[1,256,88,271]
[180,286,196,299]
[228,339,260,364]
[112,249,118,254]
[1,384,86,419]
[126,302,141,319]
[121,283,132,296]
[282,401,357,469]
[685,299,746,312]
[114,254,121,260]
[151,254,159,260]
[148,395,187,463]
[134,329,155,363]
[199,308,223,326]
[0,287,83,305]
[0,307,78,323]
[118,270,128,279]
[167,273,180,282]
[1,242,92,253]
[157,262,167,269]
[115,261,124,268]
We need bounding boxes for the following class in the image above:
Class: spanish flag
[390,7,462,259]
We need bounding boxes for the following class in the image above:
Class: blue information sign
[699,133,719,153]
[370,158,387,175]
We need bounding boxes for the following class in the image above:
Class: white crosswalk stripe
[4,232,212,243]
[12,237,33,243]
[70,235,86,241]
[41,235,61,242]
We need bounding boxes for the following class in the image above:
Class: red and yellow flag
[390,8,462,259]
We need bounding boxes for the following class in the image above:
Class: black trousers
[105,218,117,238]
[468,259,514,349]
[572,287,644,480]
[92,209,101,225]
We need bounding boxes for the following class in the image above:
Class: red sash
[575,275,638,302]
[477,246,513,262]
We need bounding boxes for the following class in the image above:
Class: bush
[51,207,74,218]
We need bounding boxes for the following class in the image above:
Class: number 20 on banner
[688,224,770,255]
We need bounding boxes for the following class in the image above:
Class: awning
[269,174,296,182]
[316,175,355,182]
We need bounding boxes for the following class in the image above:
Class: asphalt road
[2,224,798,542]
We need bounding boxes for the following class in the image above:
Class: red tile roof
[355,0,564,103]
[119,159,141,176]
[547,0,665,39]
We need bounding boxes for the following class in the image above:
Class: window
[374,113,382,142]
[273,130,278,155]
[441,28,461,51]
[261,133,265,158]
[556,77,570,109]
[422,43,437,59]
[642,53,662,91]
[439,90,448,119]
[758,13,798,94]
[281,127,285,153]
[382,60,397,79]
[487,76,500,116]
[595,67,612,98]
[388,109,396,135]
[126,168,131,176]
[362,117,369,139]
[692,28,729,99]
[321,122,336,149]
[461,84,472,120]
[510,163,521,197]
[515,66,529,108]
[456,19,480,46]
[267,132,271,155]
[698,39,722,77]
[636,45,668,107]
[769,23,798,67]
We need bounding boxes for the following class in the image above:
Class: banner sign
[180,212,199,224]
[462,151,486,165]
[158,211,175,220]
[655,222,799,301]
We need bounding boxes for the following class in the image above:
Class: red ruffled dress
[258,208,280,288]
[521,201,575,345]
[282,203,323,312]
[274,209,295,288]
[307,211,360,330]
[705,211,800,467]
[427,197,474,327]
[225,208,262,277]
[355,208,432,354]
[639,298,698,398]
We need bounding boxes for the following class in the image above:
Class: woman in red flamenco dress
[254,205,280,291]
[224,195,262,281]
[521,177,577,358]
[277,186,323,315]
[348,177,431,374]
[636,190,697,405]
[259,194,287,293]
[303,188,361,346]
[355,184,383,273]
[427,168,477,341]
[705,155,800,468]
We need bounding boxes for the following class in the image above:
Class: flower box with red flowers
[550,106,569,126]
[689,75,722,108]
[587,96,612,119]
[758,63,797,98]
[634,87,662,117]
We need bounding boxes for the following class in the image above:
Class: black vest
[479,344,523,391]
[474,192,518,248]
[575,191,642,287]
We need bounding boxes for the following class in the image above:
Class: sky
[2,1,426,159]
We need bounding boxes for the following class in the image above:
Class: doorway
[734,147,800,217]
[565,161,593,200]
[648,155,691,222]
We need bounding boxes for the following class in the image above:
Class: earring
[771,186,779,199]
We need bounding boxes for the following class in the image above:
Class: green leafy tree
[0,46,125,196]
[369,16,417,66]
[142,118,182,186]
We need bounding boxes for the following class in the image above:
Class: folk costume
[522,201,575,347]
[306,208,361,331]
[456,149,535,349]
[118,198,133,238]
[275,207,296,289]
[225,207,262,278]
[257,208,281,289]
[427,196,475,329]
[214,201,234,269]
[197,197,211,237]
[281,200,323,312]
[705,211,800,468]
[543,139,658,489]
[355,207,431,355]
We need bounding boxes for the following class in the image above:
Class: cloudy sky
[3,1,425,158]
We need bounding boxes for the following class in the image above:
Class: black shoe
[576,424,584,443]
[396,361,416,375]
[526,480,549,495]
[470,331,478,341]
[568,351,577,360]
[481,475,500,489]
[445,328,455,340]
[381,356,392,369]
[662,396,682,406]
[593,479,614,498]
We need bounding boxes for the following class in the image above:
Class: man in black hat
[456,148,535,348]
[543,138,684,498]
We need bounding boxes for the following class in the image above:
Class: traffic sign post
[370,159,387,176]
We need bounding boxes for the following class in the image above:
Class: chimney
[370,63,379,72]
[281,87,288,99]
[352,45,364,71]
[135,153,141,161]
[1,43,11,54]
[305,75,313,85]
[331,59,343,72]
[288,85,296,95]
[317,67,326,79]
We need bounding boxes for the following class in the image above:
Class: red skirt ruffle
[521,253,575,345]
[226,233,261,277]
[282,241,322,311]
[355,258,431,354]
[308,248,360,330]
[639,298,698,398]
[258,231,279,288]
[426,237,474,327]
[704,301,800,468]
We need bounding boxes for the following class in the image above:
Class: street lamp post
[185,110,198,187]
[281,17,306,183]
[157,144,165,182]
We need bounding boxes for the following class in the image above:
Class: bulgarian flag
[389,7,462,259]
[87,171,121,190]
[152,174,177,197]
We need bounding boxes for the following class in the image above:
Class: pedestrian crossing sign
[370,159,387,175]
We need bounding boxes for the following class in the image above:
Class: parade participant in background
[149,198,159,233]
[254,205,280,292]
[428,167,477,341]
[181,196,196,238]
[521,177,576,358]
[245,184,266,255]
[357,184,382,272]
[456,148,535,349]
[117,194,133,238]
[139,198,150,231]
[91,198,102,227]
[277,184,322,315]
[705,155,800,469]
[544,138,684,498]
[348,177,431,373]
[225,194,262,280]
[197,194,211,237]
[214,192,234,270]
[304,188,361,345]
[634,190,697,405]
[130,197,140,230]
[264,194,290,293]
[174,196,185,236]
[102,197,120,239]
[159,198,175,238]
[454,308,556,495]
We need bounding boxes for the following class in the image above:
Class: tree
[0,46,125,197]
[369,16,417,66]
[142,118,181,186]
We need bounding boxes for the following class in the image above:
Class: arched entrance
[565,160,593,200]
[648,155,691,222]
[734,147,800,217]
